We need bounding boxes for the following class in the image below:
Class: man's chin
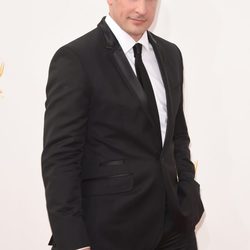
[127,28,147,39]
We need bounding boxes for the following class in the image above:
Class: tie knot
[133,43,142,58]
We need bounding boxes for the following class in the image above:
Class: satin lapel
[148,33,174,152]
[98,18,158,131]
[112,48,156,126]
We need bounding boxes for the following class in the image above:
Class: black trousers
[155,230,198,250]
[51,231,197,250]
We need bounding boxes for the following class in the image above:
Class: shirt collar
[105,14,150,54]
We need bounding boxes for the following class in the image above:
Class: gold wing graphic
[0,63,4,77]
[194,160,198,173]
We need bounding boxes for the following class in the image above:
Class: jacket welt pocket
[82,173,133,196]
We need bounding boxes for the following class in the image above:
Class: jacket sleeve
[172,47,204,228]
[41,46,91,250]
[173,47,196,181]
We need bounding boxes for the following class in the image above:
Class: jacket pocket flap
[82,173,133,196]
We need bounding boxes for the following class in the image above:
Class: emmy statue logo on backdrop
[194,160,198,174]
[0,63,4,77]
[0,62,5,97]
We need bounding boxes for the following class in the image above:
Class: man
[42,0,204,250]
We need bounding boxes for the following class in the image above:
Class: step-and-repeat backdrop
[1,0,250,249]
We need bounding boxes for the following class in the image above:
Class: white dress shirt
[77,15,168,250]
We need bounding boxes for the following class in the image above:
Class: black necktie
[133,43,160,128]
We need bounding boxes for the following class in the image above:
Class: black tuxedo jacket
[42,18,204,250]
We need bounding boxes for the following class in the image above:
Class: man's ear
[107,0,112,6]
